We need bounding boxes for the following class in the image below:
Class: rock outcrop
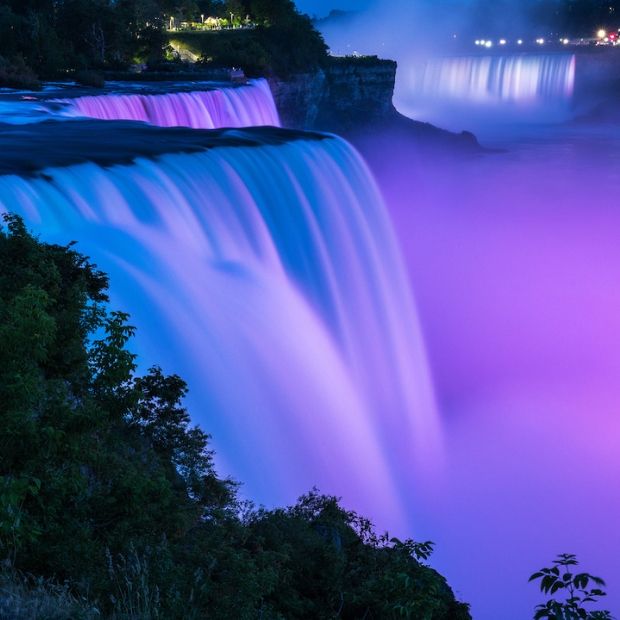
[269,56,479,150]
[269,57,397,131]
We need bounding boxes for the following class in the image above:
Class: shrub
[0,568,97,619]
[0,56,41,90]
[530,553,614,619]
[74,70,106,88]
[0,215,470,618]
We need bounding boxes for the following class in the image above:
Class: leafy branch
[530,553,614,620]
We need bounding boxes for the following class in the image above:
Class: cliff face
[269,58,479,151]
[269,58,398,131]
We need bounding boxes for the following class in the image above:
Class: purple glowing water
[55,79,280,128]
[356,122,620,619]
[0,129,438,531]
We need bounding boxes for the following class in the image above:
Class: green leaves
[529,554,614,620]
[0,476,42,560]
[0,216,472,617]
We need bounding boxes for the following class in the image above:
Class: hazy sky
[294,0,371,18]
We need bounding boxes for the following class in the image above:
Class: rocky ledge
[269,56,479,151]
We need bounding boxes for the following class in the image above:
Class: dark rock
[269,57,481,152]
[269,57,397,131]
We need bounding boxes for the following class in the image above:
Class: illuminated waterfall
[410,54,576,105]
[0,123,438,528]
[54,78,280,128]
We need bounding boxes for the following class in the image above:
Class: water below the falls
[358,118,620,620]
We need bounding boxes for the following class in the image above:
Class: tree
[530,554,614,620]
[0,215,470,617]
[0,214,232,597]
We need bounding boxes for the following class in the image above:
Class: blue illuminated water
[0,123,439,532]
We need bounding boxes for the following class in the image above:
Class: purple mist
[353,66,620,620]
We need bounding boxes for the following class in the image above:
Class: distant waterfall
[410,54,576,105]
[0,124,438,528]
[55,79,280,128]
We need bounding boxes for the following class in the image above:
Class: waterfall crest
[54,78,280,128]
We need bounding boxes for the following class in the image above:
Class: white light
[597,29,607,39]
[561,38,569,45]
[499,39,507,45]
[475,39,480,45]
[536,38,545,45]
[485,40,493,48]
[517,39,523,45]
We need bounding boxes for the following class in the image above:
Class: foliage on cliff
[168,0,328,76]
[0,0,327,85]
[0,213,471,618]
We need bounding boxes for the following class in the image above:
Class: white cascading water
[409,54,576,104]
[0,129,439,530]
[396,52,576,130]
[54,78,280,128]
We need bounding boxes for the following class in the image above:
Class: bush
[74,70,105,88]
[167,16,328,78]
[0,56,40,90]
[0,214,470,618]
[170,31,270,76]
[530,554,614,619]
[0,569,97,619]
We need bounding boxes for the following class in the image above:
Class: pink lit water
[55,79,280,128]
[359,120,620,619]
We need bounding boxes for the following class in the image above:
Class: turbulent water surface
[0,78,280,129]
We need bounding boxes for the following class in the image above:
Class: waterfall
[409,54,576,105]
[53,78,280,128]
[0,122,438,529]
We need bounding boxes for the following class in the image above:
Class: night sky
[294,0,371,18]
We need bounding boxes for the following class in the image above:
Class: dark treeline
[467,0,620,37]
[0,0,327,85]
[0,214,471,618]
[531,0,620,35]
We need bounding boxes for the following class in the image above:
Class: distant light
[517,39,523,45]
[536,38,545,45]
[561,38,569,45]
[597,29,607,39]
[485,40,493,48]
[475,39,481,45]
[499,39,507,45]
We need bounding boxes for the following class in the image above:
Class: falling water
[397,52,576,130]
[411,54,576,104]
[54,78,280,128]
[0,122,438,530]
